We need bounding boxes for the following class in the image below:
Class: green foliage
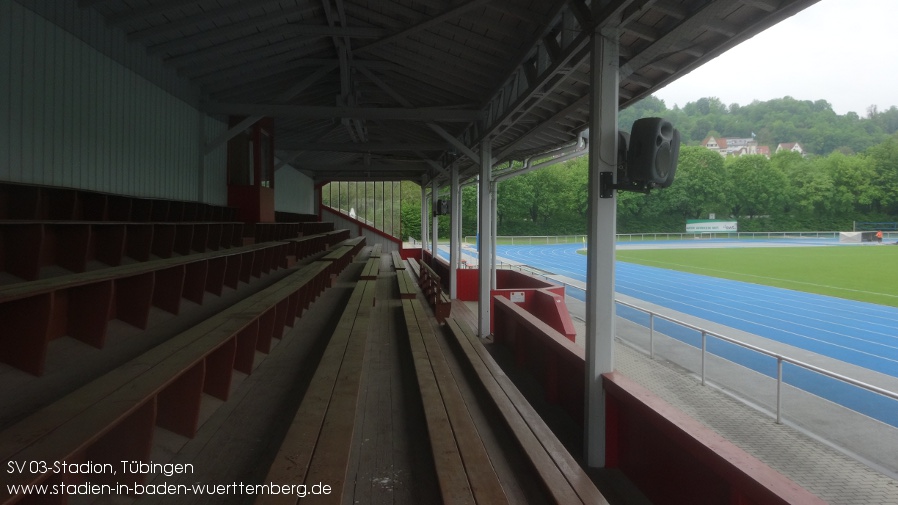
[627,95,893,154]
[396,97,898,239]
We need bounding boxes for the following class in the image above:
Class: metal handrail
[614,299,898,424]
[497,263,898,425]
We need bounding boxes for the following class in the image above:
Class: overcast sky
[652,0,896,116]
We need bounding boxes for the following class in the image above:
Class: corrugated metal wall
[0,0,228,205]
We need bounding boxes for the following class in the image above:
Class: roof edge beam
[201,103,481,122]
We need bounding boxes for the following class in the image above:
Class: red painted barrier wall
[490,296,825,505]
[603,372,826,505]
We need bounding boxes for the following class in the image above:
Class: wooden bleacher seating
[283,230,350,262]
[0,241,290,376]
[0,259,341,501]
[443,317,609,505]
[300,221,335,236]
[401,294,509,504]
[316,237,365,284]
[274,211,319,223]
[0,181,236,222]
[258,268,375,505]
[418,260,451,323]
[407,257,421,277]
[391,250,405,270]
[360,256,380,280]
[0,221,244,282]
[397,269,417,299]
[395,256,603,504]
[0,262,340,502]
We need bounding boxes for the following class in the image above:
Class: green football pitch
[615,246,898,308]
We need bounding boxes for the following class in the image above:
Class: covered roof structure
[68,0,818,184]
[2,1,843,501]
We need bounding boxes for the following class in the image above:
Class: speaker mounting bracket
[599,171,651,198]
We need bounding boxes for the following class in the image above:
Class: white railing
[461,231,859,244]
[615,299,898,424]
[494,263,898,427]
[464,235,587,245]
[617,231,842,241]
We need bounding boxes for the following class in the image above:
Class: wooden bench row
[444,316,609,504]
[0,221,246,282]
[300,221,335,236]
[401,294,509,504]
[391,250,405,270]
[360,255,381,280]
[284,230,350,261]
[0,241,290,376]
[259,272,377,505]
[316,236,365,275]
[274,211,319,223]
[0,181,237,222]
[418,259,451,323]
[0,260,338,504]
[492,296,587,423]
[243,222,300,244]
[397,268,417,299]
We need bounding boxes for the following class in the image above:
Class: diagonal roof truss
[80,0,820,185]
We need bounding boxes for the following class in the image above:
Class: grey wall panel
[204,116,229,205]
[14,0,198,106]
[0,0,10,182]
[274,166,315,214]
[1,0,219,203]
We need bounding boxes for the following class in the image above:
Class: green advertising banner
[686,220,738,233]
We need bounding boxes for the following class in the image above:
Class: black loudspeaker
[435,199,450,216]
[626,117,680,188]
[617,130,630,169]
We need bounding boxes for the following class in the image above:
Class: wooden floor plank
[258,280,369,503]
[403,299,475,505]
[302,280,376,504]
[444,318,593,505]
[411,300,509,505]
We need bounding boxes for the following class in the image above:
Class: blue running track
[442,243,898,427]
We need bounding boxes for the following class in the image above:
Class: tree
[866,133,898,213]
[496,175,533,234]
[775,151,834,217]
[646,146,726,219]
[725,155,787,219]
[819,152,880,215]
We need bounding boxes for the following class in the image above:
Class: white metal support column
[421,179,428,252]
[450,165,460,299]
[585,28,619,468]
[477,138,493,338]
[490,179,498,289]
[431,178,439,259]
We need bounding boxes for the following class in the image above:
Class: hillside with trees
[619,95,898,155]
[390,96,898,238]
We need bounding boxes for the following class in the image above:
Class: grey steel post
[420,177,428,252]
[450,165,460,299]
[432,177,439,260]
[584,29,619,468]
[478,138,493,338]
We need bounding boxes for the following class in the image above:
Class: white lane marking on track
[619,285,898,366]
[616,278,898,354]
[617,267,898,340]
[622,257,898,299]
[498,244,898,366]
